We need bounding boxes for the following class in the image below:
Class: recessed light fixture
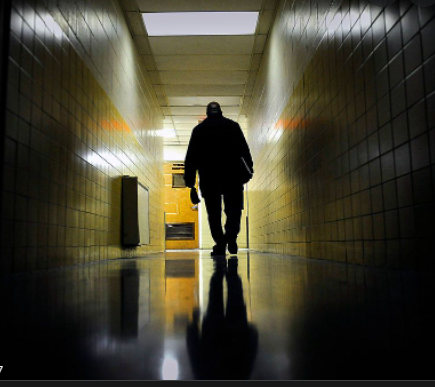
[142,12,259,36]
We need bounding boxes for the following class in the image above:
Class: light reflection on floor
[1,251,435,380]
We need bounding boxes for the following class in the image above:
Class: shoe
[227,239,238,254]
[211,243,226,256]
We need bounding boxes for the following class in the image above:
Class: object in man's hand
[239,157,253,184]
[190,187,201,204]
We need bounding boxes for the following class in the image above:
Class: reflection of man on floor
[187,258,258,380]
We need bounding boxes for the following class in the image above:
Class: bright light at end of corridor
[162,356,179,380]
[156,129,177,138]
[142,12,259,36]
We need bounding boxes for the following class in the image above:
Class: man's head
[206,102,222,118]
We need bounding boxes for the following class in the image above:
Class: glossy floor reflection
[1,251,435,380]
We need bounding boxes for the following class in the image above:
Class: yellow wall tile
[1,0,165,272]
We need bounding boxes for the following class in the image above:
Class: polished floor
[1,250,435,380]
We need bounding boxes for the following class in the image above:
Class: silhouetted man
[184,102,254,256]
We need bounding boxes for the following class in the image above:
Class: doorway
[164,162,199,250]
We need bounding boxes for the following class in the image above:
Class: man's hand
[190,187,201,204]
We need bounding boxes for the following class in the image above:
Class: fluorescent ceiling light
[142,12,259,36]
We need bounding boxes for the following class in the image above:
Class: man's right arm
[184,127,199,188]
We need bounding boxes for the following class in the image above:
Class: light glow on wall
[142,12,259,36]
[43,14,64,40]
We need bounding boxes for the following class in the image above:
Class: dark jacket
[184,116,254,197]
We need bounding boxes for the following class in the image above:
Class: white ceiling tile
[163,107,203,116]
[171,116,204,123]
[167,96,241,106]
[149,36,255,55]
[136,0,263,12]
[164,106,241,115]
[176,132,195,137]
[158,71,248,85]
[163,84,246,96]
[170,116,245,128]
[142,11,259,36]
[175,124,196,130]
[122,1,268,134]
[164,140,181,145]
[218,106,241,116]
[221,115,239,120]
[154,55,252,71]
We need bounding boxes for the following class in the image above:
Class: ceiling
[120,0,278,147]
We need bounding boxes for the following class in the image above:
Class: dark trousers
[204,190,244,246]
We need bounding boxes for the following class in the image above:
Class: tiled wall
[1,0,165,273]
[248,0,435,269]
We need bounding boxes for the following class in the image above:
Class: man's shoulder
[222,116,236,124]
[195,116,239,130]
[222,117,240,129]
[191,122,203,133]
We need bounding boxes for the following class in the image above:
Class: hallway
[1,0,435,381]
[2,251,435,380]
